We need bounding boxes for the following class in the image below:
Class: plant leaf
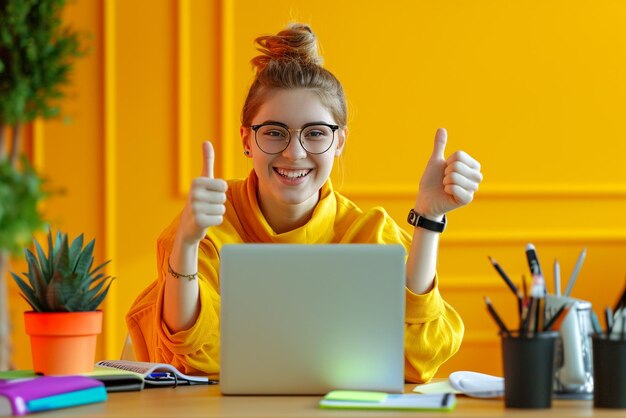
[11,272,43,312]
[24,248,46,303]
[69,233,84,271]
[33,238,50,282]
[85,278,114,310]
[84,276,111,301]
[73,237,94,278]
[53,232,71,277]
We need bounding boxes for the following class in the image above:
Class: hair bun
[251,23,322,74]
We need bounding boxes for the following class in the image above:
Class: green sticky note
[0,370,37,380]
[324,390,388,403]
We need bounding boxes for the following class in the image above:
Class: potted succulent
[10,229,113,375]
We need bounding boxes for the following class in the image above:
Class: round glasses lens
[256,125,290,154]
[301,125,334,154]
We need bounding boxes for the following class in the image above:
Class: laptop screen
[219,244,406,395]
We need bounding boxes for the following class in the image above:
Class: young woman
[126,23,483,383]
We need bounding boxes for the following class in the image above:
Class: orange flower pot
[24,311,103,375]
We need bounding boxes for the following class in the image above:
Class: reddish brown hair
[241,24,347,127]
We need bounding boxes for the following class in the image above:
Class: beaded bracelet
[167,257,198,281]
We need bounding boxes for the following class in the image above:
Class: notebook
[95,360,217,387]
[219,244,406,395]
[0,376,106,416]
[320,390,456,411]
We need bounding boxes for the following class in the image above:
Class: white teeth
[275,168,311,179]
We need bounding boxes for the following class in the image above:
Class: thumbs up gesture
[413,128,483,219]
[177,141,228,245]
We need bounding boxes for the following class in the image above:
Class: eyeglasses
[250,122,339,155]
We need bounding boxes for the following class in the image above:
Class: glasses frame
[250,122,340,155]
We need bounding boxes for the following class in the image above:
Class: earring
[243,150,250,156]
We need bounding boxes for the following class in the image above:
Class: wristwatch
[407,209,446,233]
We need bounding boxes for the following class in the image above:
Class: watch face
[407,210,418,225]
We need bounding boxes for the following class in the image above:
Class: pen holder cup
[501,331,559,409]
[592,336,626,408]
[545,295,594,399]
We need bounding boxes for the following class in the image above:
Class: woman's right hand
[176,141,228,246]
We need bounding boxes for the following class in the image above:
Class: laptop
[219,244,406,395]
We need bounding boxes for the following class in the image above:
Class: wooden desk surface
[39,384,625,417]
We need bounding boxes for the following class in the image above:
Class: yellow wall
[7,0,626,378]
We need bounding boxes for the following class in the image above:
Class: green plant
[11,230,114,312]
[0,156,47,256]
[0,0,85,369]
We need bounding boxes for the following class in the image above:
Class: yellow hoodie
[126,172,463,383]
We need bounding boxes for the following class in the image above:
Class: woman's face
[242,88,345,210]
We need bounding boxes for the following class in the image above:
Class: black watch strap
[407,209,446,233]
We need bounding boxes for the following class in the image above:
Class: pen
[590,310,603,335]
[605,307,614,338]
[554,259,561,297]
[613,278,626,313]
[543,303,568,331]
[525,243,543,278]
[534,297,543,333]
[148,372,172,379]
[484,296,511,337]
[517,291,523,319]
[564,247,586,297]
[521,297,536,337]
[488,256,519,296]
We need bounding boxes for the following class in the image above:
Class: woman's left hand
[413,128,483,219]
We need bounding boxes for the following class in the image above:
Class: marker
[554,259,561,297]
[530,273,545,298]
[525,243,543,278]
[484,296,511,337]
[564,247,586,297]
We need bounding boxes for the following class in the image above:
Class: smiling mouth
[273,168,313,179]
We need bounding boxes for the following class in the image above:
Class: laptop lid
[219,244,406,395]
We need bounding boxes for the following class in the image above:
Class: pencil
[543,304,568,331]
[546,306,571,331]
[488,256,519,296]
[554,259,561,297]
[521,274,528,303]
[484,296,511,337]
[564,247,586,297]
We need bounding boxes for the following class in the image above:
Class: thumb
[201,141,214,178]
[430,128,447,161]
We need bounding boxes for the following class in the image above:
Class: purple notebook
[0,376,105,416]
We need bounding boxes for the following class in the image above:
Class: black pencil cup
[501,331,558,408]
[592,336,626,408]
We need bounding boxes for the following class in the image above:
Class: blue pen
[148,372,171,379]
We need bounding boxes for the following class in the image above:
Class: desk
[39,384,624,417]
